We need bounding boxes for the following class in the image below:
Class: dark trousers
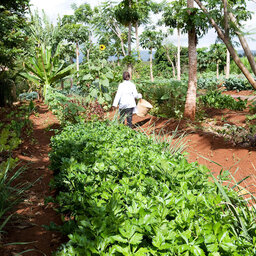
[120,108,133,128]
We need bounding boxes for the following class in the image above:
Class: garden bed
[1,95,256,255]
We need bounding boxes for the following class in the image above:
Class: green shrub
[50,121,256,255]
[46,87,106,125]
[197,76,220,90]
[136,79,187,118]
[223,76,251,91]
[19,92,38,101]
[199,90,247,111]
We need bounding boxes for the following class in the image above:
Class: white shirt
[112,80,142,111]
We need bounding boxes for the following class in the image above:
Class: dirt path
[0,102,63,256]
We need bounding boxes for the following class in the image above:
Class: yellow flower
[100,44,106,51]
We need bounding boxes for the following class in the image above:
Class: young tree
[115,0,138,74]
[140,26,165,82]
[164,43,177,78]
[132,0,159,60]
[59,3,93,75]
[209,43,227,79]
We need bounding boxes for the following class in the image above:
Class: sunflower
[100,44,106,51]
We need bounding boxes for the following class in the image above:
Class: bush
[46,87,106,125]
[197,76,220,90]
[199,90,247,111]
[223,76,251,91]
[136,79,187,118]
[19,91,38,101]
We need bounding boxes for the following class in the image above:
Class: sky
[30,0,256,50]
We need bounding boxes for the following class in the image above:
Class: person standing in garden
[112,71,142,128]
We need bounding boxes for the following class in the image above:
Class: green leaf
[100,78,109,87]
[119,221,136,239]
[134,247,149,255]
[152,232,165,248]
[111,235,127,243]
[190,245,206,256]
[113,245,131,255]
[83,74,93,80]
[161,94,169,100]
[129,233,143,245]
[98,96,105,105]
[90,88,98,98]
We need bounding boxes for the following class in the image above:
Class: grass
[0,160,31,240]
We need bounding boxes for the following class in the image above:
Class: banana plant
[21,43,75,98]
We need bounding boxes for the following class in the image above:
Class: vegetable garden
[1,0,256,255]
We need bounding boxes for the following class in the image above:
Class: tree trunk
[228,12,256,76]
[171,61,175,78]
[150,48,154,82]
[61,80,64,90]
[177,27,181,81]
[195,0,256,89]
[226,48,230,78]
[128,0,132,57]
[120,38,126,57]
[216,62,219,79]
[76,42,79,77]
[135,21,141,60]
[69,57,74,89]
[127,0,132,75]
[165,47,176,78]
[70,77,73,89]
[87,49,90,61]
[128,25,132,56]
[184,0,197,120]
[128,64,132,77]
[113,22,126,56]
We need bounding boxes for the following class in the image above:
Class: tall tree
[184,0,197,120]
[133,0,158,60]
[58,3,93,77]
[115,0,139,74]
[195,0,256,89]
[162,0,186,81]
[95,1,128,57]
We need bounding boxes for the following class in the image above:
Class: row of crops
[48,120,256,255]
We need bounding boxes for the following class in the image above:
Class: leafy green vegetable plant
[199,90,247,111]
[49,121,256,255]
[223,76,251,91]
